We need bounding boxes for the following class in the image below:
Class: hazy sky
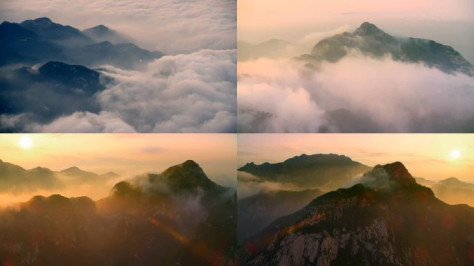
[0,134,237,187]
[0,0,236,54]
[238,0,474,62]
[238,134,474,182]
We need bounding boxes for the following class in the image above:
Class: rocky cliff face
[239,162,474,265]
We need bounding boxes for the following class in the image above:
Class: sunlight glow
[450,150,461,160]
[18,136,33,149]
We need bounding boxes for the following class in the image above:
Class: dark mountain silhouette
[238,188,323,243]
[239,154,370,191]
[0,21,66,66]
[20,17,92,46]
[300,22,474,76]
[238,162,474,265]
[0,61,106,127]
[148,160,227,193]
[0,18,162,69]
[0,160,236,265]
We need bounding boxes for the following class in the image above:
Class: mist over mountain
[82,24,135,45]
[418,177,474,207]
[238,162,474,265]
[0,17,236,133]
[0,18,162,69]
[301,22,474,76]
[239,153,370,191]
[238,22,474,133]
[238,39,292,61]
[0,160,236,265]
[238,188,323,244]
[0,159,118,196]
[0,61,108,131]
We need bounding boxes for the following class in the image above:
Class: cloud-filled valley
[238,22,474,133]
[0,15,237,133]
[238,55,474,132]
[30,49,237,133]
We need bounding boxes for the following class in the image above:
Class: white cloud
[0,0,236,54]
[31,49,236,133]
[32,112,137,133]
[238,55,474,132]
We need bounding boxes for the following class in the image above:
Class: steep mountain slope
[238,188,323,243]
[0,21,66,66]
[239,154,370,191]
[300,22,474,76]
[239,162,474,265]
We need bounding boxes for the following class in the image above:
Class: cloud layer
[1,0,236,54]
[25,49,236,133]
[238,55,474,132]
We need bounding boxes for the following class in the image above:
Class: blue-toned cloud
[26,49,237,133]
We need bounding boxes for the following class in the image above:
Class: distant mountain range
[299,22,474,76]
[416,176,474,206]
[0,160,236,265]
[0,17,162,69]
[0,17,163,132]
[239,153,370,191]
[0,158,118,193]
[238,39,291,61]
[238,162,474,265]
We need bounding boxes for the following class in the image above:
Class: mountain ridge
[300,21,474,76]
[239,162,474,265]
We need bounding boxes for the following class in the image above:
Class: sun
[450,149,461,160]
[18,136,33,149]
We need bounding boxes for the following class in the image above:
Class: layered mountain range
[0,160,236,265]
[0,17,163,132]
[238,162,474,265]
[0,17,162,68]
[417,176,474,207]
[0,159,119,194]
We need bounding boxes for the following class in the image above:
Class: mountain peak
[154,160,223,193]
[181,159,200,169]
[61,166,81,172]
[364,162,416,187]
[21,17,54,28]
[32,17,53,24]
[86,24,110,33]
[354,22,383,35]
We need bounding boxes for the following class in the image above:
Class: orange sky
[238,134,474,182]
[0,134,237,187]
